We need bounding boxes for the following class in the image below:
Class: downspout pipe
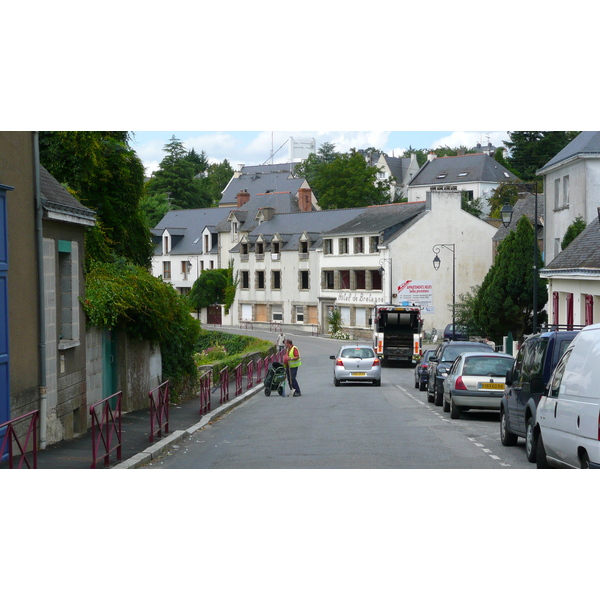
[33,132,47,449]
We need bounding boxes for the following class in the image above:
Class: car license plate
[352,372,367,377]
[479,382,504,390]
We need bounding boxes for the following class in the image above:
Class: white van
[535,323,600,468]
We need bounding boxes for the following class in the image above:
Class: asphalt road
[144,328,534,469]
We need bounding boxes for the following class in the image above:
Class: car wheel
[374,378,381,387]
[434,385,443,407]
[414,377,419,389]
[580,450,590,469]
[450,396,461,419]
[536,433,550,469]
[334,376,340,387]
[500,409,518,446]
[427,385,435,403]
[443,394,450,413]
[525,417,537,463]
[419,380,427,392]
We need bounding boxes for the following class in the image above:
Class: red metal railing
[234,363,243,397]
[255,357,264,383]
[149,381,169,443]
[0,410,39,469]
[219,366,229,404]
[90,391,122,469]
[199,370,212,415]
[246,360,254,390]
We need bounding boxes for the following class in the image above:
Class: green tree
[561,215,586,250]
[504,131,580,181]
[140,192,172,228]
[311,150,391,209]
[473,217,548,342]
[146,135,212,210]
[39,131,153,268]
[294,142,339,182]
[188,269,228,314]
[200,159,234,206]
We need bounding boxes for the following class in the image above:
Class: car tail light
[454,376,468,390]
[336,359,344,367]
[372,358,380,366]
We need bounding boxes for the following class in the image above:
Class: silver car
[330,344,382,387]
[442,352,514,419]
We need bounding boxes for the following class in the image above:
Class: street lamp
[497,182,539,333]
[379,258,393,305]
[432,244,456,339]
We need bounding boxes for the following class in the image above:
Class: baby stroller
[264,362,287,396]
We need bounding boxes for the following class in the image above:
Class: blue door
[0,184,13,457]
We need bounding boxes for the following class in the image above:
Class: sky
[130,130,511,177]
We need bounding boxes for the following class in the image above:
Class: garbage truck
[373,304,423,366]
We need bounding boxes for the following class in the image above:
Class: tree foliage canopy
[39,131,153,268]
[472,217,547,342]
[503,131,580,181]
[561,215,586,250]
[296,145,392,209]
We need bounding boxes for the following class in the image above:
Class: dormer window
[241,242,249,260]
[163,236,170,255]
[299,240,309,260]
[256,242,264,260]
[231,221,238,242]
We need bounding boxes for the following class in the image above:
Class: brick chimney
[236,189,250,208]
[298,188,312,212]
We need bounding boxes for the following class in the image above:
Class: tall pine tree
[473,216,547,342]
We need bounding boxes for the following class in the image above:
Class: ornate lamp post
[498,182,539,333]
[432,244,455,338]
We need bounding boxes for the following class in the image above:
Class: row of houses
[152,134,600,338]
[151,152,517,338]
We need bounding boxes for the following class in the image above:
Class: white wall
[393,192,497,334]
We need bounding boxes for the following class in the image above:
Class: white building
[407,153,518,215]
[536,131,600,265]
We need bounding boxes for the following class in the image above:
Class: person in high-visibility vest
[283,338,302,397]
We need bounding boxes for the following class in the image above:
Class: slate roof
[409,153,517,186]
[40,165,96,223]
[229,208,366,253]
[538,131,600,173]
[214,191,307,234]
[359,151,410,182]
[220,164,305,206]
[325,202,426,243]
[493,193,545,243]
[541,214,600,273]
[151,207,231,255]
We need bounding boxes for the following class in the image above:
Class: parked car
[500,329,579,462]
[443,323,469,341]
[414,349,434,391]
[330,344,381,387]
[535,323,600,468]
[442,352,514,419]
[427,341,495,406]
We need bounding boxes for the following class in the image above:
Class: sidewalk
[10,383,264,470]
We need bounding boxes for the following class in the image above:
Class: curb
[112,383,265,469]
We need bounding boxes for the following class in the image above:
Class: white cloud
[430,131,510,151]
